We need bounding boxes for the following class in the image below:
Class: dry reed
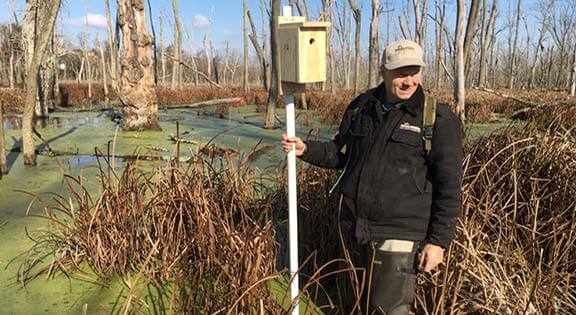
[18,99,576,313]
[19,147,283,313]
[415,123,576,314]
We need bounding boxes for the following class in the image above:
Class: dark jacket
[300,83,463,249]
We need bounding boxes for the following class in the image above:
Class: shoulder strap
[351,89,376,121]
[422,93,437,153]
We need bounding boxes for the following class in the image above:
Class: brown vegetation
[415,123,576,313]
[19,104,576,313]
[19,149,283,313]
[0,88,23,113]
[527,104,576,132]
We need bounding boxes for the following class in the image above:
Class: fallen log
[166,97,242,109]
[473,87,542,108]
[169,134,200,145]
[472,87,546,119]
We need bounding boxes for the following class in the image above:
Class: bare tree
[105,0,118,91]
[243,0,249,92]
[22,0,62,165]
[463,0,480,81]
[159,10,166,84]
[334,1,352,89]
[37,29,56,118]
[368,0,381,88]
[260,0,270,89]
[434,0,447,89]
[508,0,522,89]
[184,31,200,86]
[0,101,7,177]
[171,0,181,89]
[478,0,498,87]
[570,40,576,96]
[117,0,160,131]
[321,0,336,93]
[455,0,466,123]
[7,0,18,89]
[528,1,551,89]
[146,0,158,85]
[413,0,428,45]
[247,10,269,90]
[348,0,361,95]
[97,34,109,103]
[203,33,212,80]
[264,0,280,129]
[80,31,92,102]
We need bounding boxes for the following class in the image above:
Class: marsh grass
[17,101,576,313]
[416,122,576,314]
[18,143,285,313]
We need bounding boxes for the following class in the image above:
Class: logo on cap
[395,45,415,53]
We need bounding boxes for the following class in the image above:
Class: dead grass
[19,147,283,313]
[0,88,24,114]
[15,88,576,313]
[415,122,576,314]
[527,104,576,132]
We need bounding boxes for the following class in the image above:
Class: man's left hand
[418,244,445,272]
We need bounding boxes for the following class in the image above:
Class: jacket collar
[372,82,424,117]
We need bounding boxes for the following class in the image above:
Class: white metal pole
[285,93,299,314]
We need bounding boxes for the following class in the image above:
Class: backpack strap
[351,89,377,122]
[422,93,437,154]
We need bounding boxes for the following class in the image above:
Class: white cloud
[192,14,210,29]
[65,14,107,29]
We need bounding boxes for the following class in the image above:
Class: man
[281,39,463,314]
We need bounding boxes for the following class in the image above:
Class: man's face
[381,66,422,102]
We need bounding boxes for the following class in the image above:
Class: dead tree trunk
[508,0,522,89]
[260,0,270,90]
[105,0,118,92]
[264,0,280,129]
[478,0,497,87]
[455,0,466,123]
[171,0,181,89]
[368,0,381,88]
[324,0,336,94]
[26,0,55,119]
[0,102,7,176]
[146,0,158,85]
[463,0,480,83]
[159,10,166,85]
[247,10,269,90]
[22,0,61,166]
[570,41,576,96]
[348,0,361,95]
[98,35,109,103]
[413,0,428,45]
[117,0,160,131]
[81,32,92,102]
[243,0,249,92]
[203,34,212,80]
[36,29,56,119]
[434,0,446,89]
[529,7,548,89]
[8,21,15,89]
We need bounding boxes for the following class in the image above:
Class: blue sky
[0,0,543,52]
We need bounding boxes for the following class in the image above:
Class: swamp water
[0,106,335,314]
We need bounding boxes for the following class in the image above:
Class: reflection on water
[3,115,104,130]
[67,155,123,168]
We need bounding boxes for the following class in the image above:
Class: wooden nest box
[279,16,330,84]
